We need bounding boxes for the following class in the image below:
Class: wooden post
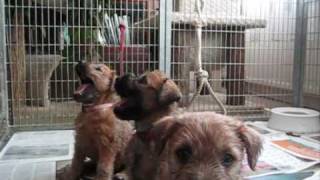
[10,10,26,108]
[226,30,245,105]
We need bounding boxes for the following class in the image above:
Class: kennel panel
[1,0,319,130]
[303,0,320,111]
[3,0,160,128]
[171,0,302,120]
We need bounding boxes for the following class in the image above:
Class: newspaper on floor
[246,121,320,142]
[242,140,319,178]
[270,135,320,161]
[243,122,320,178]
[0,161,56,180]
[302,134,320,144]
[246,121,279,135]
[0,130,74,163]
[246,121,320,161]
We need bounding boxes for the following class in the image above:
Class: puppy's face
[73,62,115,104]
[113,71,182,120]
[143,112,262,180]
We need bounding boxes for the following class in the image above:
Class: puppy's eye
[175,145,192,164]
[222,153,234,167]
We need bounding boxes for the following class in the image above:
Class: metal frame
[0,0,10,145]
[0,0,8,127]
[159,0,172,77]
[0,0,318,131]
[293,0,308,107]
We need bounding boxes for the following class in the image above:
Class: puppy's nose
[115,73,136,97]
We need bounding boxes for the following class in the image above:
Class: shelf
[101,45,149,61]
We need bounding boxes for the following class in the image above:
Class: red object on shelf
[119,23,126,76]
[101,45,151,74]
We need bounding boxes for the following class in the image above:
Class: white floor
[0,127,319,180]
[0,131,74,180]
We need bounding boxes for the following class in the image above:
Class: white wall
[245,0,296,90]
[244,0,319,95]
[174,0,319,95]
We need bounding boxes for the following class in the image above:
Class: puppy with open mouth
[112,70,183,180]
[134,112,263,180]
[113,70,182,132]
[59,61,134,180]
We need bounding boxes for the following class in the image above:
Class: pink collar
[82,103,114,113]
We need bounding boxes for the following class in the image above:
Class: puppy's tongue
[74,83,94,95]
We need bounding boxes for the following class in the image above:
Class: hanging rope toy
[188,0,227,115]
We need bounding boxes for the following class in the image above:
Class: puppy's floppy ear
[158,79,182,106]
[238,125,263,170]
[138,117,182,155]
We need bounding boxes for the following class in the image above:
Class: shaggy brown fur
[113,70,182,132]
[59,62,134,180]
[132,112,263,180]
[112,71,182,180]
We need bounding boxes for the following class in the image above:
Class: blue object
[248,172,314,180]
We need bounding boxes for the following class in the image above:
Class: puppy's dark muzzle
[115,73,136,98]
[74,61,98,104]
[75,61,87,80]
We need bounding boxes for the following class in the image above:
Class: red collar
[82,103,114,113]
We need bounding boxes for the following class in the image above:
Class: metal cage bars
[0,0,318,130]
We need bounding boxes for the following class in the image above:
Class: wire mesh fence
[3,0,161,128]
[170,0,319,119]
[304,0,320,110]
[0,0,319,132]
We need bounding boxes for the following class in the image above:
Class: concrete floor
[9,94,291,127]
[0,130,74,180]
